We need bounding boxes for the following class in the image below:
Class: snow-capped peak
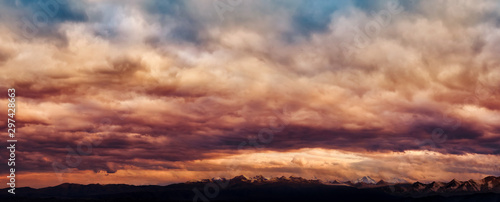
[388,177,408,184]
[354,176,376,184]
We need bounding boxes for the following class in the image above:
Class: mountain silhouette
[1,176,500,202]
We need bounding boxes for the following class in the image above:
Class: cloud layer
[0,0,499,187]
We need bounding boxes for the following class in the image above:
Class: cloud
[0,0,499,187]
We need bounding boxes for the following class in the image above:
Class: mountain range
[1,175,499,202]
[376,176,500,196]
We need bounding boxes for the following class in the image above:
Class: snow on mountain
[329,180,342,184]
[232,175,250,181]
[438,179,460,192]
[424,181,445,192]
[249,175,269,183]
[483,176,500,191]
[387,177,408,184]
[186,175,500,196]
[411,181,426,191]
[354,176,376,184]
[456,179,480,192]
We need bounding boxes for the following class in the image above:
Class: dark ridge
[1,175,499,202]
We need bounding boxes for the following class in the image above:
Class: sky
[0,0,500,188]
